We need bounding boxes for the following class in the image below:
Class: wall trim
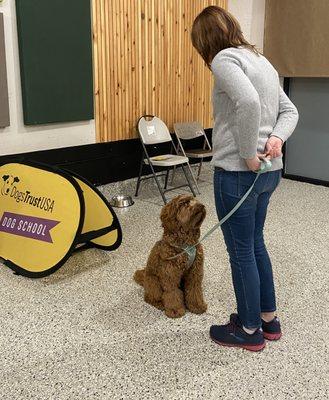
[1,122,328,188]
[284,174,329,188]
[0,139,143,186]
[0,129,212,186]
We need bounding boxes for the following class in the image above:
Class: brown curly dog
[134,194,207,318]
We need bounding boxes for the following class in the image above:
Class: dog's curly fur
[134,194,207,318]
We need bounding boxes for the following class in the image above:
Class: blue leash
[169,159,273,263]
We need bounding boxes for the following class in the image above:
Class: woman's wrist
[245,155,261,171]
[270,135,284,145]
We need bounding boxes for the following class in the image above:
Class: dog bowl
[110,195,134,208]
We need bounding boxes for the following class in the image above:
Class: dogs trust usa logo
[2,175,19,195]
[2,174,55,212]
[0,174,60,243]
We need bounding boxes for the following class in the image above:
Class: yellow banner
[0,163,121,277]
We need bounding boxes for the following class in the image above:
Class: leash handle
[167,159,272,261]
[259,157,272,173]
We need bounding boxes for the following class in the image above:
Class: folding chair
[135,115,196,204]
[173,121,213,194]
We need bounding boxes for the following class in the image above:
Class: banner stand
[0,161,122,278]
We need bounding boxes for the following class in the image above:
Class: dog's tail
[133,269,145,287]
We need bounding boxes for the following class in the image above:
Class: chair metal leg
[197,159,203,181]
[149,163,167,204]
[186,162,201,195]
[181,164,197,197]
[164,168,170,190]
[135,158,144,197]
[171,165,177,186]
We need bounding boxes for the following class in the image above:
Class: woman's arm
[271,87,299,143]
[211,54,261,159]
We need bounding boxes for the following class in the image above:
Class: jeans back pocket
[237,172,258,200]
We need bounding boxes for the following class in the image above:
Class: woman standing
[191,6,298,351]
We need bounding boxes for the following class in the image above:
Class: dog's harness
[171,244,197,267]
[167,159,273,263]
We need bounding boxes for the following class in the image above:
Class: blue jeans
[214,168,281,329]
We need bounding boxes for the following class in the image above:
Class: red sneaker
[210,314,266,352]
[262,317,282,341]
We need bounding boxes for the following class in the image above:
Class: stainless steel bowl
[110,195,134,208]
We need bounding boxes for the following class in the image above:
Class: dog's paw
[145,296,164,311]
[186,302,208,314]
[165,307,186,318]
[152,301,165,311]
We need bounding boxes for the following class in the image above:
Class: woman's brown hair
[191,6,259,68]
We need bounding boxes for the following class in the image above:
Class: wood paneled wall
[92,0,227,142]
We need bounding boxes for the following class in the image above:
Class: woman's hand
[265,136,283,159]
[245,153,272,171]
[245,155,262,171]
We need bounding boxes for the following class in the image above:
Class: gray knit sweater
[210,47,299,171]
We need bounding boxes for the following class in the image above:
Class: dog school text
[1,216,48,236]
[9,186,54,213]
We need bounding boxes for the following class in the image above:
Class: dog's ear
[160,203,171,229]
[14,177,20,183]
[2,175,9,181]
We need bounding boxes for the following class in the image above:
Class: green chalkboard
[16,0,94,125]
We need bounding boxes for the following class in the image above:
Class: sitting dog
[134,194,207,318]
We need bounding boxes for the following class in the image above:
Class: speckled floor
[1,165,328,400]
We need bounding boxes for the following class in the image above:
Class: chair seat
[184,149,213,158]
[145,154,189,166]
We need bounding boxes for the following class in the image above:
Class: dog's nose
[195,202,205,213]
[6,189,9,194]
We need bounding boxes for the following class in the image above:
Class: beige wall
[228,0,265,52]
